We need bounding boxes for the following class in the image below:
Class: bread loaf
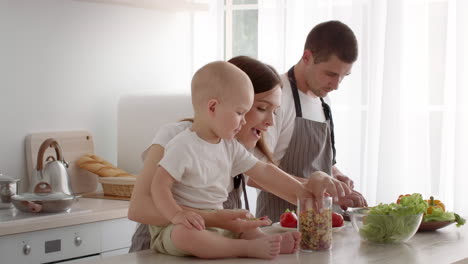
[76,154,136,178]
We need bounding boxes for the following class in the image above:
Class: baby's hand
[171,211,205,230]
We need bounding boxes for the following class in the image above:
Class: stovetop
[0,206,92,223]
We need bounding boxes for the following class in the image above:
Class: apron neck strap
[287,66,303,118]
[320,98,337,165]
[287,66,337,165]
[233,174,249,210]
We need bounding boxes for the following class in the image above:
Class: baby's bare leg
[240,228,301,254]
[171,224,281,259]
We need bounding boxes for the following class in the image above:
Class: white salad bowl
[350,208,423,244]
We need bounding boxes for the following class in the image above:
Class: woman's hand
[209,210,272,233]
[301,171,352,211]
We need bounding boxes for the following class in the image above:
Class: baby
[149,61,302,259]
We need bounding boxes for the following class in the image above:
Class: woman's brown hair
[228,56,281,164]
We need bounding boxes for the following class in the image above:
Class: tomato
[280,209,298,228]
[396,194,411,204]
[332,212,344,227]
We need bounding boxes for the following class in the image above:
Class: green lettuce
[359,193,427,243]
[423,207,455,222]
[424,207,466,227]
[455,214,466,227]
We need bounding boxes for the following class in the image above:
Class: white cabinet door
[100,247,130,258]
[100,218,137,253]
[57,254,101,263]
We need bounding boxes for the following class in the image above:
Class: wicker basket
[98,177,136,197]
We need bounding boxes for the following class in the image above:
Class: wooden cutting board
[25,131,98,194]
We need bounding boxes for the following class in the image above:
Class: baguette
[76,154,136,178]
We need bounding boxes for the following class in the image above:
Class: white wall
[0,0,218,190]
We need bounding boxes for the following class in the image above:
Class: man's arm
[331,166,368,208]
[332,165,354,188]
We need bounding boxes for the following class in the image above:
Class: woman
[127,56,350,252]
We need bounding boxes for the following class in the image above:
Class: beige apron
[129,178,247,252]
[255,67,336,222]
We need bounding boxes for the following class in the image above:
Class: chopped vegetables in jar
[299,207,332,251]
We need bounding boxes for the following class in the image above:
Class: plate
[332,225,345,232]
[417,221,454,232]
[272,222,296,231]
[271,222,345,232]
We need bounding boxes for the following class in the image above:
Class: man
[252,20,367,222]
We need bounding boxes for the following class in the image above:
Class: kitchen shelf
[75,0,210,12]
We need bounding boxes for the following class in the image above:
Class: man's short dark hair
[304,20,358,64]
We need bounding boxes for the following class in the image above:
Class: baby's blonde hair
[191,61,252,113]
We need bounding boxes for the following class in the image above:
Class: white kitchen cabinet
[100,248,131,258]
[0,218,137,264]
[58,255,101,263]
[100,218,136,254]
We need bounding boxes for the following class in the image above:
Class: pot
[34,138,73,195]
[12,182,79,213]
[12,193,78,213]
[0,174,20,209]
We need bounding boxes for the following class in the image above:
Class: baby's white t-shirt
[265,73,330,163]
[159,128,259,210]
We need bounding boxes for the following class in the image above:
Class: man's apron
[255,67,336,223]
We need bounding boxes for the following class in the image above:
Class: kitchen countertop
[0,198,129,236]
[78,222,468,264]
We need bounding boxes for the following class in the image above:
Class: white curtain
[258,0,468,216]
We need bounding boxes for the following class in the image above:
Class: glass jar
[0,174,19,209]
[298,196,333,251]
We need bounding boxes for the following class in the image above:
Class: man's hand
[171,211,205,230]
[337,190,368,209]
[332,166,354,189]
[212,210,272,233]
[334,174,354,189]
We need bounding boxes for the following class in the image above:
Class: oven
[0,220,102,264]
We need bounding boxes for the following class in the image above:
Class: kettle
[34,138,73,195]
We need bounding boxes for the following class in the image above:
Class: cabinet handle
[74,236,82,246]
[23,244,31,255]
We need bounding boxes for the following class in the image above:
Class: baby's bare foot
[246,235,282,259]
[279,231,301,254]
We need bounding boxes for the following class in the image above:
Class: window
[224,0,258,59]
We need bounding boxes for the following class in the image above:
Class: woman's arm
[247,172,306,190]
[128,144,168,225]
[127,144,271,230]
[246,162,351,208]
[128,144,217,225]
